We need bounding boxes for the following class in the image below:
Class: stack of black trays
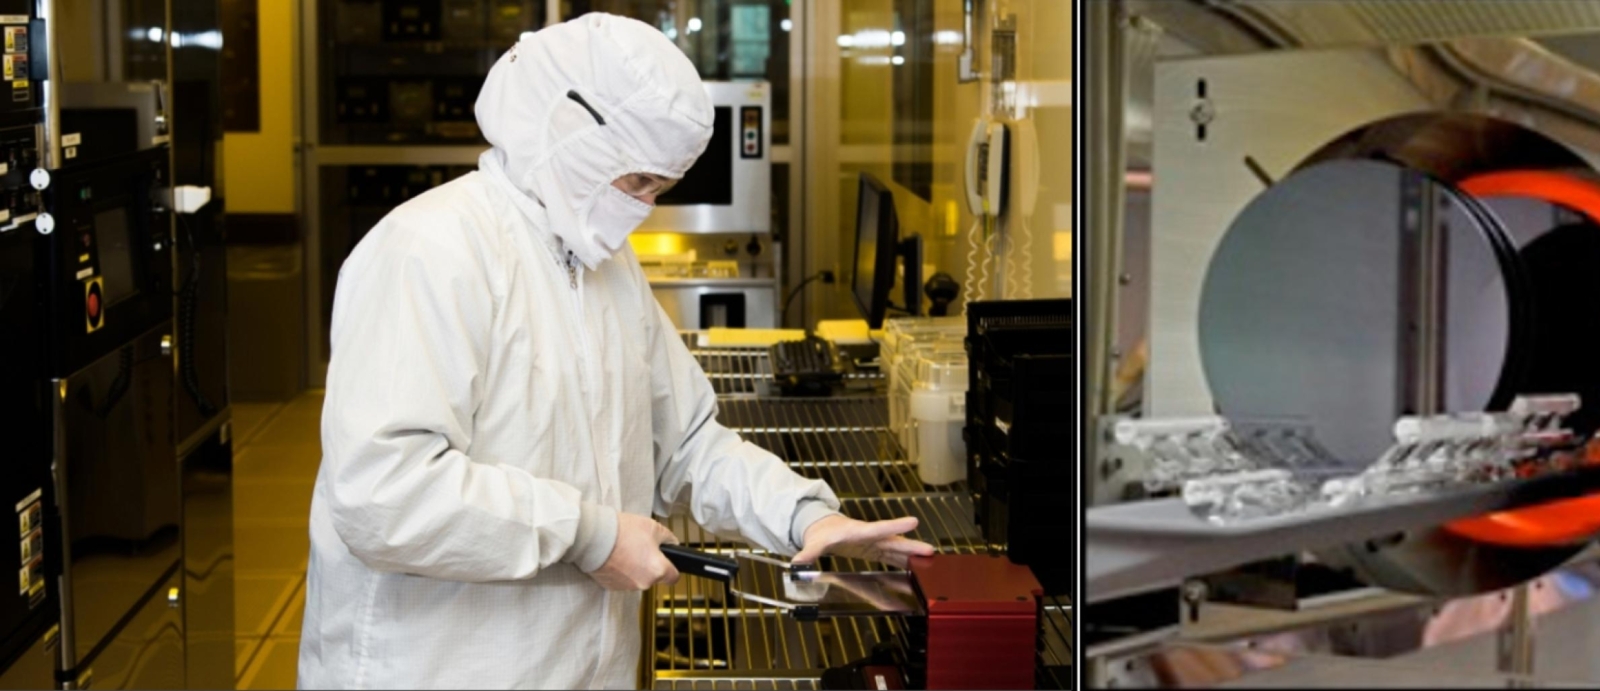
[964,299,1073,597]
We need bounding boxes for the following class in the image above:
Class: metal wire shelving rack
[645,335,1072,690]
[681,334,886,396]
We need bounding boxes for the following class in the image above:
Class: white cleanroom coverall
[298,13,843,689]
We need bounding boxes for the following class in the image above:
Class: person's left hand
[793,515,936,569]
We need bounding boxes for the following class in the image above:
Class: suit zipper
[564,251,614,505]
[565,251,596,409]
[565,251,587,352]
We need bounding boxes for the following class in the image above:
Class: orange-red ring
[1445,170,1600,547]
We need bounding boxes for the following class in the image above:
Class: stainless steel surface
[1211,1,1600,50]
[653,284,778,330]
[1318,522,1581,602]
[957,0,978,83]
[0,626,58,691]
[782,0,805,333]
[58,82,168,152]
[649,277,771,287]
[1106,641,1574,689]
[638,81,771,235]
[1085,0,1127,495]
[38,0,60,171]
[651,346,1072,686]
[640,233,783,330]
[1397,567,1600,684]
[796,0,837,332]
[73,570,185,690]
[1086,464,1600,603]
[1441,37,1600,149]
[1178,590,1429,647]
[180,430,233,690]
[647,268,744,281]
[1131,1,1600,58]
[55,324,182,674]
[49,373,72,676]
[300,0,321,387]
[1092,555,1600,686]
[1498,582,1533,675]
[1096,564,1600,686]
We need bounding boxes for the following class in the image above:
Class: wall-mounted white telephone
[965,117,1010,218]
[963,116,1010,310]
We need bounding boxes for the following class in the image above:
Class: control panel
[740,106,762,159]
[0,10,34,114]
[40,150,172,376]
[0,124,38,231]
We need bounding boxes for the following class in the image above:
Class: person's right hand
[588,513,681,591]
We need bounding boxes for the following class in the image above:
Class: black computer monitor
[851,172,922,329]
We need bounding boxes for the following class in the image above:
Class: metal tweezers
[660,544,923,621]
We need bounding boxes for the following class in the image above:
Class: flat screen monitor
[852,173,898,328]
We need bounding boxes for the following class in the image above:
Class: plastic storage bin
[910,352,969,485]
[882,317,965,455]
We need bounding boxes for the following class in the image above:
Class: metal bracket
[957,0,982,83]
[1497,581,1534,677]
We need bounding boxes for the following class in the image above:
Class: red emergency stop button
[84,277,104,333]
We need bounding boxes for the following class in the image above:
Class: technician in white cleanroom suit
[298,13,935,690]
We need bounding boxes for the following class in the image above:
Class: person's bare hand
[792,515,936,569]
[588,513,680,590]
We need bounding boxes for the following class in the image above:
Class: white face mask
[585,184,653,256]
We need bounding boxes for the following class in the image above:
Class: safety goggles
[615,171,679,198]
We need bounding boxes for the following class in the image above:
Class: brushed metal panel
[639,82,771,235]
[651,285,776,330]
[1148,49,1433,418]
